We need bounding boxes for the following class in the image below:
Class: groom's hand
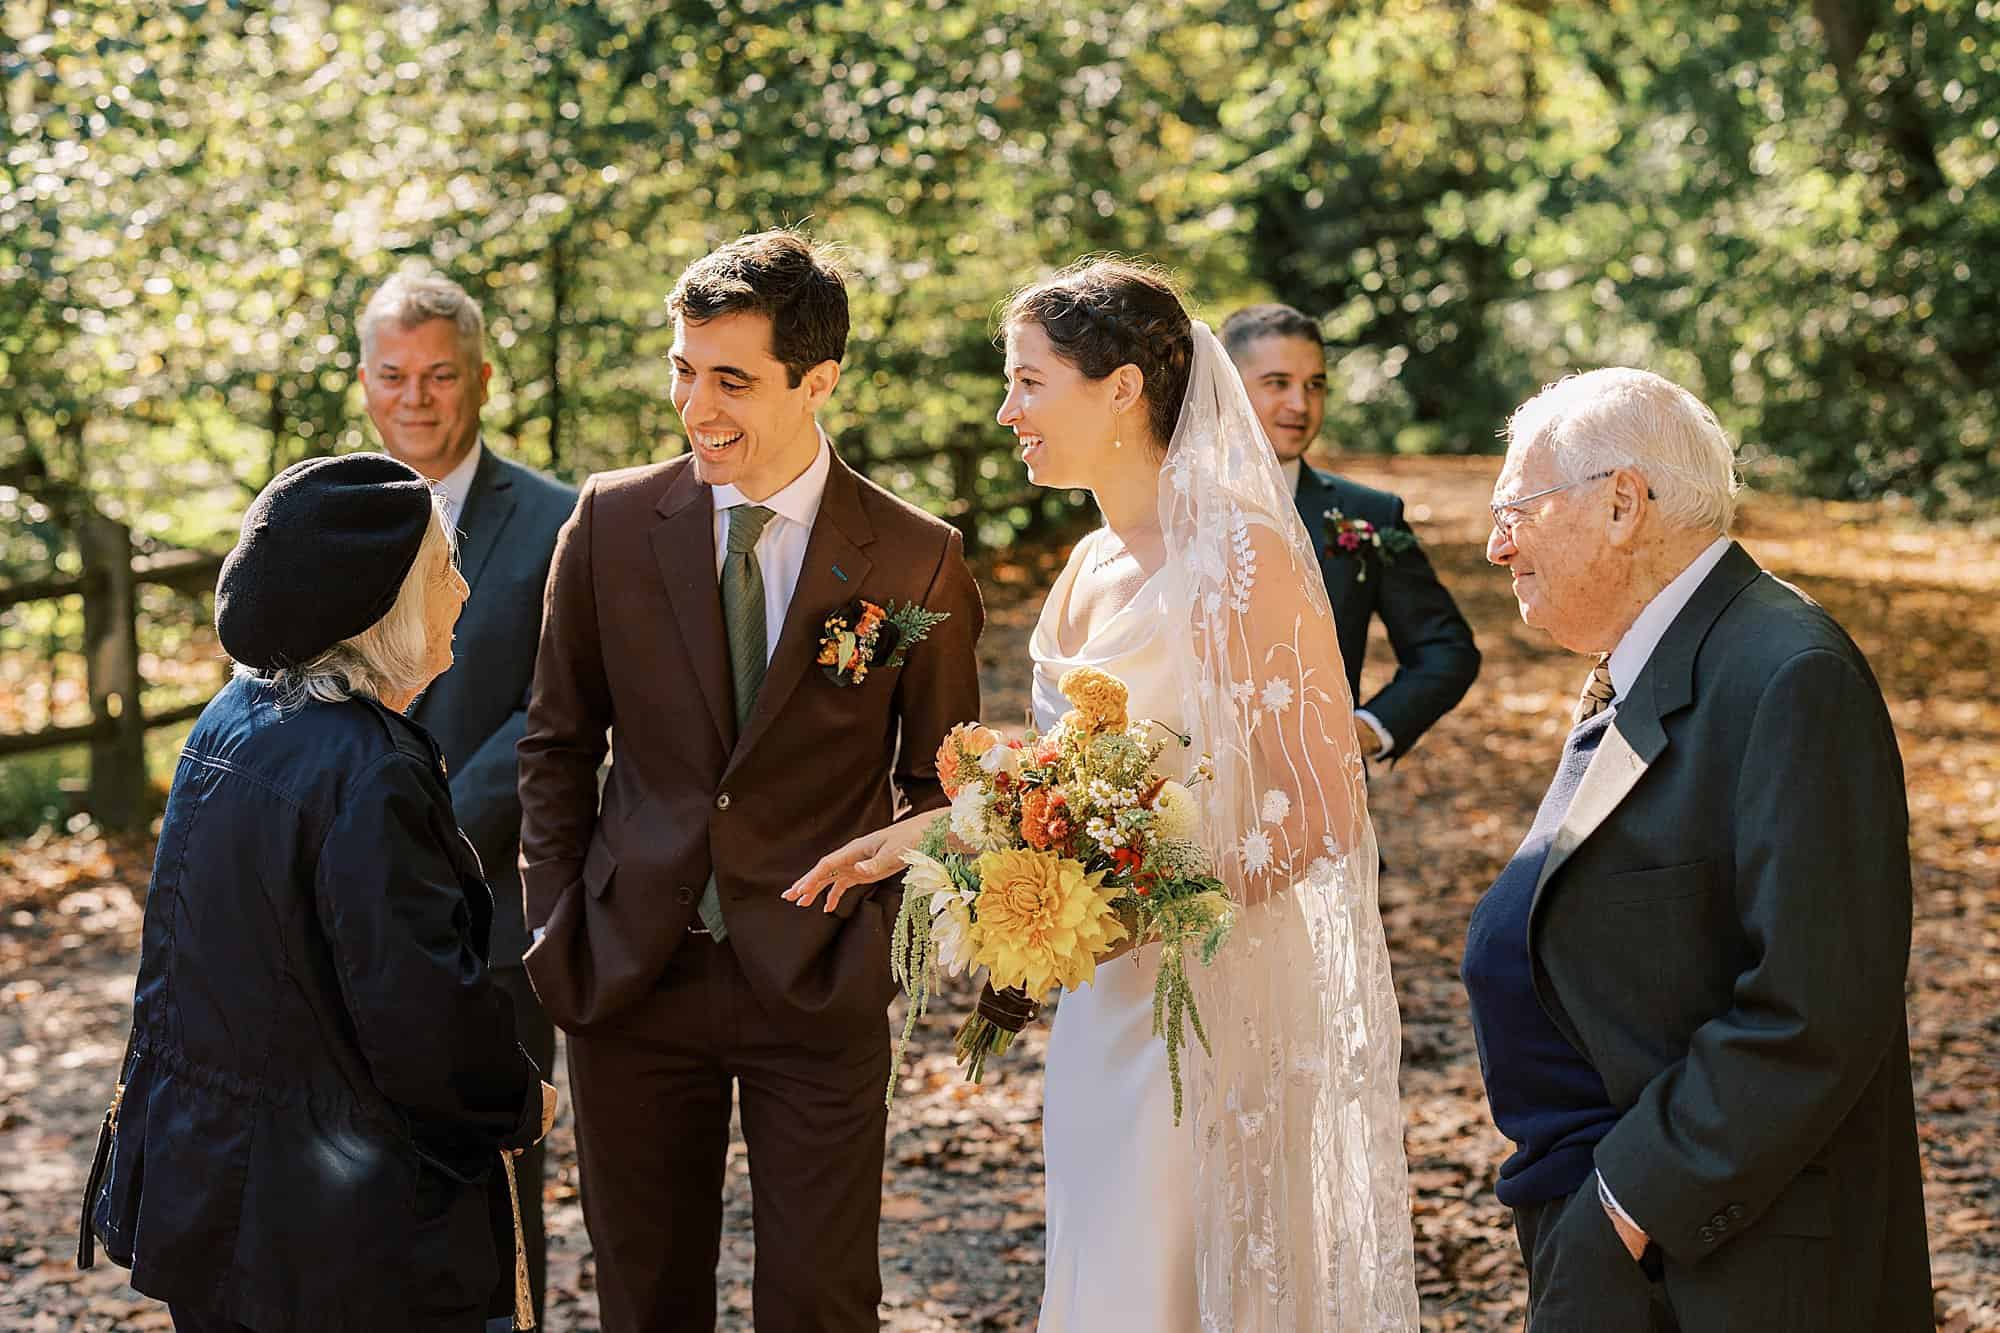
[786,819,925,912]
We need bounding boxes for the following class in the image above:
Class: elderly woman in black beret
[80,454,558,1333]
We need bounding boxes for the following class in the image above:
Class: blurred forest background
[1,0,1996,821]
[3,7,1999,1328]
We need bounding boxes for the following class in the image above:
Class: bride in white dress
[791,260,1417,1332]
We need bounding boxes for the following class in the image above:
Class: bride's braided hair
[1002,258,1195,453]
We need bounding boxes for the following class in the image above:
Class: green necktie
[697,503,776,940]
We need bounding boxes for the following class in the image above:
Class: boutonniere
[817,599,951,686]
[1322,508,1417,582]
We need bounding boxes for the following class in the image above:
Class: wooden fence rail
[0,513,225,830]
[1,455,1055,831]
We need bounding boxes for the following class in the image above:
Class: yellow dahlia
[968,848,1127,995]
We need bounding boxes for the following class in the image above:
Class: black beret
[215,454,438,670]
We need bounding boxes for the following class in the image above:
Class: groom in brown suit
[517,230,983,1331]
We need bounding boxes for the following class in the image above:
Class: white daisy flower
[1259,789,1292,824]
[1239,829,1274,875]
[1261,677,1294,712]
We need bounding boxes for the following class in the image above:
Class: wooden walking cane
[501,1150,534,1330]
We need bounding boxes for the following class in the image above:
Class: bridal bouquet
[889,667,1234,1121]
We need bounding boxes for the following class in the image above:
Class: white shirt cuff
[1596,1171,1642,1234]
[1355,709,1395,760]
[530,926,546,947]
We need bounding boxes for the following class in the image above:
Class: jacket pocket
[1597,859,1714,905]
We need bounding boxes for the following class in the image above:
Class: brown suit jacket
[516,450,983,1036]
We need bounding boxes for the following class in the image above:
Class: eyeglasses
[1488,470,1651,534]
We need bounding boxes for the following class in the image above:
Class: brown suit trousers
[518,451,982,1331]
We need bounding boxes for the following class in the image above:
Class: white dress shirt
[436,440,483,534]
[1591,533,1731,1237]
[709,432,832,662]
[1284,455,1394,758]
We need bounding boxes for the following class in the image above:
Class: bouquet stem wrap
[954,983,1040,1083]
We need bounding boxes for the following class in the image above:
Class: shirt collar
[1281,457,1303,493]
[436,439,483,518]
[1606,536,1732,703]
[710,428,832,528]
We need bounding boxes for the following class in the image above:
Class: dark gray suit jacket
[411,446,576,969]
[1295,465,1479,756]
[1529,542,1930,1329]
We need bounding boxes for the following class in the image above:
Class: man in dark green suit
[1465,367,1930,1331]
[360,273,577,1323]
[1222,304,1478,760]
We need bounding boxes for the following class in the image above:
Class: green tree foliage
[1,0,1993,582]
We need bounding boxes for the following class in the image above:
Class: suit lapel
[1529,541,1765,914]
[726,452,875,774]
[1294,465,1331,552]
[651,464,734,750]
[454,445,517,591]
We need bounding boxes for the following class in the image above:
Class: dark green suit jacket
[1530,542,1930,1329]
[1294,464,1479,756]
[410,446,576,968]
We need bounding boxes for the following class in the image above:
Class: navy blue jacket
[89,675,541,1332]
[1294,465,1479,756]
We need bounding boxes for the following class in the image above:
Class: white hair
[357,272,485,365]
[237,500,455,710]
[1505,367,1742,532]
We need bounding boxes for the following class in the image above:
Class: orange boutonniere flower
[817,598,950,687]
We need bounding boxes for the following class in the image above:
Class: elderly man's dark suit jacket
[411,445,576,968]
[1294,464,1478,756]
[1530,542,1929,1330]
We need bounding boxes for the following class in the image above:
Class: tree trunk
[1810,0,1946,202]
[79,513,146,830]
[547,236,568,471]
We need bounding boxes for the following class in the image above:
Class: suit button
[1727,1204,1745,1221]
[716,793,731,811]
[1710,1212,1729,1231]
[1698,1226,1715,1244]
[676,886,695,906]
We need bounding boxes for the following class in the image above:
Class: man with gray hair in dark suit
[358,272,577,1324]
[1465,367,1930,1330]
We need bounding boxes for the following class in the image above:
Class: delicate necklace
[1088,535,1135,575]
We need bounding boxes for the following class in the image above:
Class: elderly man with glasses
[1461,368,1930,1332]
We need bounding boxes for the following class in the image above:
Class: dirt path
[3,457,1995,1330]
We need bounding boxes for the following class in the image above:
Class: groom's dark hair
[668,229,849,387]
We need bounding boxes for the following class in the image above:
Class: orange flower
[935,721,1002,798]
[1019,789,1071,851]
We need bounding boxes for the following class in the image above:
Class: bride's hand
[785,815,931,913]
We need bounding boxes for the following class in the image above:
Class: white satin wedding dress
[1021,321,1417,1333]
[1032,527,1200,1329]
